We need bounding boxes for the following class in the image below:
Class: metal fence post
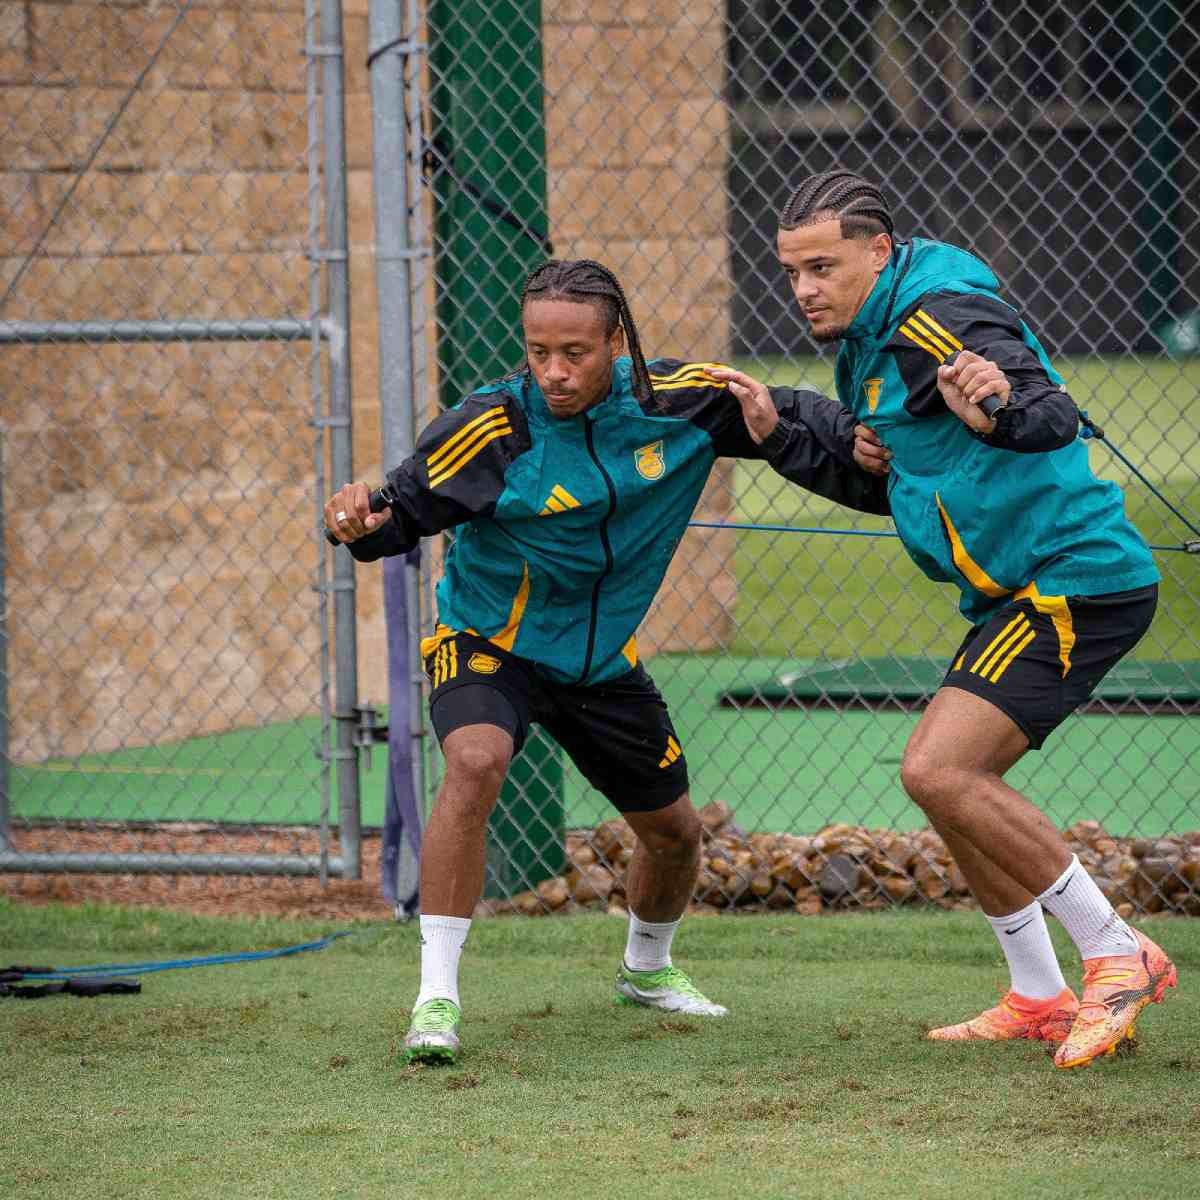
[367,0,427,904]
[320,0,362,880]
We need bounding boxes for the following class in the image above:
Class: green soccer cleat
[614,963,728,1017]
[403,998,462,1064]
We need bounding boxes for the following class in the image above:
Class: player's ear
[869,232,892,274]
[609,325,625,361]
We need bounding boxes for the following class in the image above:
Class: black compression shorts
[423,629,688,813]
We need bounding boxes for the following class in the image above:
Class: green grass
[4,899,1199,1199]
[727,355,1200,660]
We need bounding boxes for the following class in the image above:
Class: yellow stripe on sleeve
[651,371,728,393]
[903,314,956,359]
[898,322,949,362]
[649,360,728,385]
[911,309,963,352]
[426,405,508,470]
[427,419,513,488]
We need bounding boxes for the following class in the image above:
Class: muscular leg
[614,792,726,1016]
[906,688,1075,1032]
[906,696,1041,916]
[622,792,702,922]
[420,723,514,917]
[934,827,1036,916]
[901,686,1072,898]
[404,722,515,1059]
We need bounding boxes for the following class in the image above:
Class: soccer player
[711,171,1177,1070]
[327,258,888,1064]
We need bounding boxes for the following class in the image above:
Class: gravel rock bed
[4,808,1197,921]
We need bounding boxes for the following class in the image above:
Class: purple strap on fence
[381,550,422,911]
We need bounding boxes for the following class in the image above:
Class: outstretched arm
[324,393,530,561]
[705,366,890,515]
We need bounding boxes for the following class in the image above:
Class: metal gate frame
[0,0,363,881]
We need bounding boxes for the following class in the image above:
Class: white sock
[414,914,471,1008]
[624,911,680,972]
[984,901,1068,1000]
[1037,855,1138,959]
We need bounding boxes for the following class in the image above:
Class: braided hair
[778,170,894,240]
[520,259,653,403]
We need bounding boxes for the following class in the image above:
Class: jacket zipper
[578,417,617,683]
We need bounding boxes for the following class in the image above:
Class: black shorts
[942,584,1158,749]
[422,629,688,813]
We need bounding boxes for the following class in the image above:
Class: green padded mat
[718,656,1200,708]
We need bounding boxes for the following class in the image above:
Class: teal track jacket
[833,238,1158,623]
[348,356,890,684]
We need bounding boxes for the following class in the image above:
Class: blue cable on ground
[19,931,354,981]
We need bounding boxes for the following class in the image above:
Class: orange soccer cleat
[1054,929,1177,1070]
[928,986,1079,1043]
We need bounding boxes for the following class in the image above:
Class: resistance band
[3,930,354,985]
[689,412,1200,556]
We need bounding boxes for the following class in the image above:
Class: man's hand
[704,366,779,445]
[937,350,1010,434]
[854,423,891,475]
[325,481,390,543]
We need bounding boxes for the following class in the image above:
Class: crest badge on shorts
[635,440,665,480]
[468,652,501,675]
[864,378,883,412]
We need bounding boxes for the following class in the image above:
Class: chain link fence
[2,2,1197,919]
[0,1,367,887]
[420,0,1200,917]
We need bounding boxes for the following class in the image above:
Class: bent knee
[900,748,956,808]
[901,750,992,819]
[443,740,510,794]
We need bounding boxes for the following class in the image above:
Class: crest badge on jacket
[635,440,666,480]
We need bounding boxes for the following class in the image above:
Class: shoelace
[412,998,459,1030]
[639,965,706,999]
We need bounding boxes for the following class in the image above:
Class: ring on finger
[335,510,348,524]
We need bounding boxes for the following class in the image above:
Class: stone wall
[1,0,732,762]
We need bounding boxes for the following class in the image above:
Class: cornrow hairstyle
[520,258,653,403]
[778,170,894,240]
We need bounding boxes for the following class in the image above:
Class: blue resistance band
[689,414,1200,557]
[18,931,354,981]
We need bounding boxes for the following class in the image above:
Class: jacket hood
[845,237,1001,341]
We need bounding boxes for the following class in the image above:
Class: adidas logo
[658,735,682,769]
[539,484,582,516]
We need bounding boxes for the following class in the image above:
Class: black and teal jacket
[348,356,889,684]
[833,237,1159,624]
